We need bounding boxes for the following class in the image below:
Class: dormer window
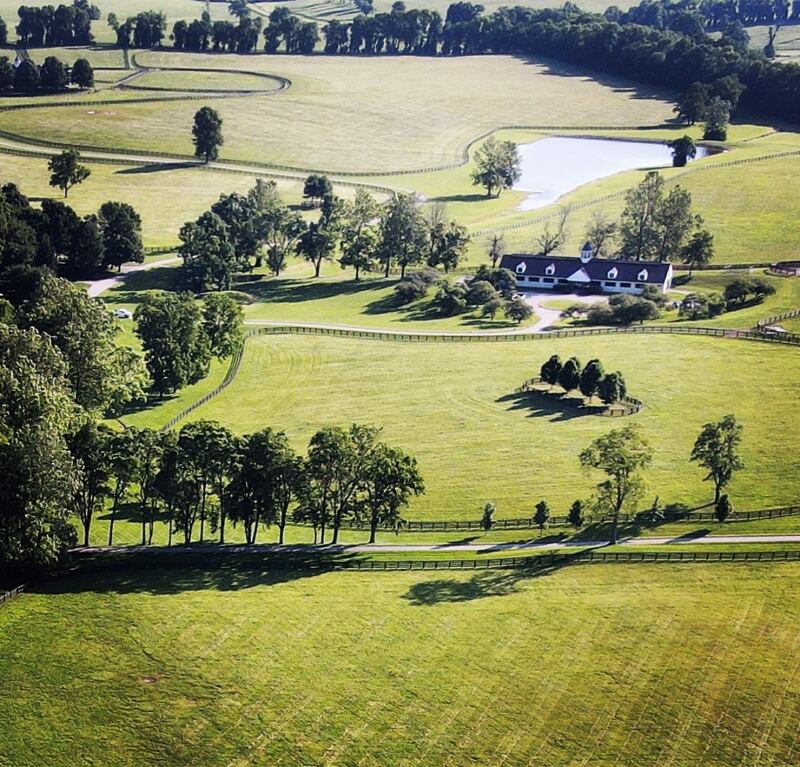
[638,268,649,282]
[545,263,556,276]
[516,262,526,274]
[607,267,618,280]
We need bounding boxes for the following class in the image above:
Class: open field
[129,69,287,92]
[0,53,677,172]
[2,562,799,767]
[120,332,800,519]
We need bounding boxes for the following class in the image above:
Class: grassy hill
[2,562,799,767]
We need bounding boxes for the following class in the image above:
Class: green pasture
[2,562,799,767]
[0,52,677,172]
[129,69,286,92]
[126,332,800,519]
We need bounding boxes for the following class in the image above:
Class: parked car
[113,308,133,319]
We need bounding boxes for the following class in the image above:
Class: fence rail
[0,584,25,607]
[70,548,800,576]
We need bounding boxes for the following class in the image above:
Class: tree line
[0,55,94,93]
[255,2,800,127]
[16,0,99,46]
[481,414,745,543]
[0,171,144,279]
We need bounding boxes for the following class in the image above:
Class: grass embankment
[150,332,800,519]
[1,563,799,766]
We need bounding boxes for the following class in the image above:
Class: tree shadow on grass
[101,266,181,301]
[497,390,600,422]
[115,161,200,175]
[428,193,493,204]
[31,547,362,596]
[241,275,393,306]
[401,551,586,605]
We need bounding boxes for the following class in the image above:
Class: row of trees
[108,10,165,48]
[0,56,94,94]
[539,354,627,405]
[16,0,100,46]
[56,419,424,550]
[172,11,263,53]
[678,277,775,319]
[0,176,145,279]
[620,0,797,32]
[480,414,745,544]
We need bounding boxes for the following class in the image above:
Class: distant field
[0,53,676,172]
[1,562,798,767]
[132,332,800,519]
[129,69,286,92]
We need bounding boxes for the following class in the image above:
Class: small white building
[501,243,673,295]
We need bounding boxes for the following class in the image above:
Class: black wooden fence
[0,584,25,607]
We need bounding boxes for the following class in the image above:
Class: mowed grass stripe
[176,333,800,518]
[1,564,799,766]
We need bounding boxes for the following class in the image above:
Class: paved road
[86,257,180,298]
[76,533,800,556]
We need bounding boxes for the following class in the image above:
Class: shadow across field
[116,161,201,175]
[32,548,362,596]
[497,390,602,421]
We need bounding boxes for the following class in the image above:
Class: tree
[178,420,236,542]
[619,172,664,261]
[486,233,505,268]
[68,421,113,547]
[597,371,626,405]
[715,494,733,523]
[579,358,604,402]
[558,356,582,393]
[481,296,504,320]
[533,499,550,534]
[378,193,427,278]
[540,354,563,389]
[340,188,380,280]
[584,210,617,258]
[668,135,697,167]
[481,501,495,531]
[536,207,570,255]
[48,149,91,198]
[98,201,143,270]
[433,281,467,316]
[134,292,212,396]
[360,441,424,543]
[654,187,700,263]
[16,272,144,414]
[466,280,499,307]
[471,137,521,197]
[504,295,533,324]
[192,106,224,163]
[674,82,710,125]
[202,292,243,359]
[703,97,730,141]
[690,414,744,503]
[40,56,69,91]
[249,179,305,275]
[427,220,470,273]
[567,499,584,528]
[106,427,139,545]
[13,59,39,93]
[179,211,236,291]
[0,323,78,565]
[297,425,373,544]
[64,215,105,276]
[681,229,715,273]
[297,220,338,278]
[303,174,333,206]
[579,424,653,544]
[71,57,94,88]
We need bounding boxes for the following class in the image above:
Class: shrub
[587,294,660,325]
[679,292,726,320]
[394,268,439,305]
[466,279,499,307]
[433,281,467,316]
[503,296,533,324]
[472,265,517,297]
[481,296,504,320]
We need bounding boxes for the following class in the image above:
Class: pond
[513,136,711,211]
